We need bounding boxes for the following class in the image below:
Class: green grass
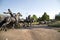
[32,22,39,25]
[48,21,60,27]
[48,23,60,27]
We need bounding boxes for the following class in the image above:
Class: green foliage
[32,22,39,25]
[38,17,42,22]
[48,23,60,27]
[55,15,60,20]
[32,14,38,22]
[55,13,60,20]
[41,12,50,21]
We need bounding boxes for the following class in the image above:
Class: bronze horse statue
[0,9,33,31]
[0,9,22,31]
[19,15,34,28]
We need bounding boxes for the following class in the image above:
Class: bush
[32,22,39,25]
[48,23,60,27]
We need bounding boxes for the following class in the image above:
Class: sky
[0,0,60,19]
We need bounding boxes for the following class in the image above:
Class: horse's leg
[30,22,32,27]
[1,24,5,31]
[23,22,25,27]
[0,26,3,31]
[2,24,7,31]
[4,26,7,31]
[1,21,10,31]
[0,25,5,31]
[27,22,29,27]
[23,22,25,28]
[12,24,15,29]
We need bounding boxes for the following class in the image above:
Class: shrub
[48,23,60,27]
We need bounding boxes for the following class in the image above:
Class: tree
[41,12,50,21]
[55,16,60,20]
[55,13,60,20]
[31,14,37,22]
[37,17,42,21]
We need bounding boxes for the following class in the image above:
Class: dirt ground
[0,28,60,40]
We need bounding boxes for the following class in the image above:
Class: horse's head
[3,9,13,17]
[8,9,12,13]
[17,12,22,17]
[3,9,12,14]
